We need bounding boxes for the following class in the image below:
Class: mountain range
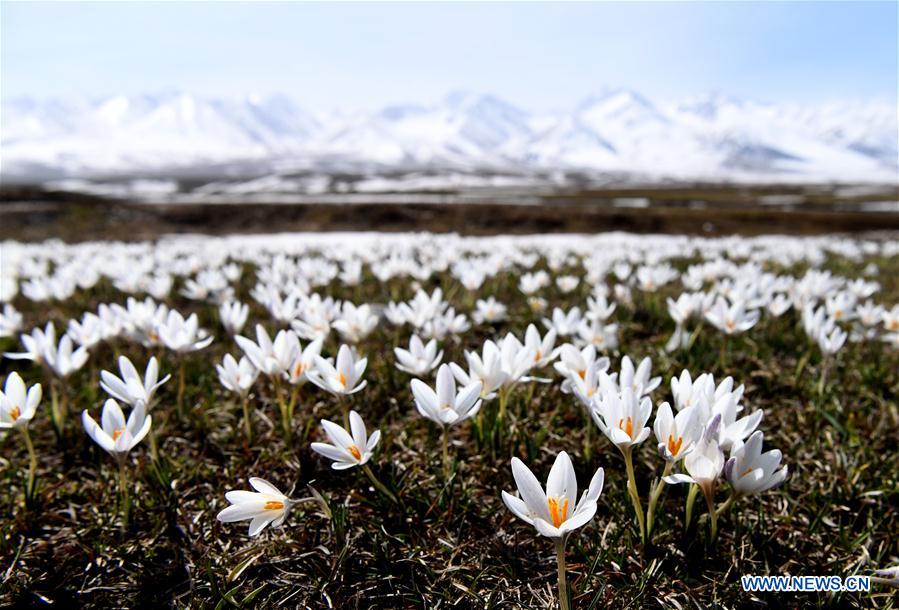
[2,89,897,183]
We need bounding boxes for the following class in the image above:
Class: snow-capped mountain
[2,89,896,183]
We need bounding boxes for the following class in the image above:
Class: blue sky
[2,1,896,109]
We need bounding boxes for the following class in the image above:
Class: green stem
[49,380,62,440]
[818,357,830,397]
[118,458,131,530]
[241,394,253,443]
[361,463,398,504]
[441,427,451,479]
[498,386,508,423]
[715,492,736,517]
[555,538,570,610]
[704,486,718,542]
[21,426,37,498]
[622,447,646,544]
[685,483,700,529]
[176,359,186,418]
[646,461,673,539]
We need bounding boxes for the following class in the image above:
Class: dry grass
[1,252,897,609]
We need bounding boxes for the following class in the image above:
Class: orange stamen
[9,406,21,421]
[578,369,586,380]
[547,497,569,528]
[740,467,754,478]
[618,416,633,438]
[264,500,284,510]
[112,428,124,441]
[667,434,683,456]
[293,362,304,378]
[347,444,362,460]
[338,372,347,388]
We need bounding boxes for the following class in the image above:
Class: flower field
[1,231,897,608]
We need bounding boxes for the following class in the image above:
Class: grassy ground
[1,251,897,609]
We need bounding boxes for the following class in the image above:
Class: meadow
[0,231,897,608]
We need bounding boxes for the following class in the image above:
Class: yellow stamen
[264,500,284,510]
[347,444,362,460]
[667,434,683,456]
[547,496,569,528]
[725,320,736,331]
[578,369,586,380]
[337,372,346,387]
[112,428,125,441]
[293,362,304,378]
[534,350,542,363]
[9,406,21,420]
[618,416,633,438]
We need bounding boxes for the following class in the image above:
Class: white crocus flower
[216,354,259,396]
[502,451,604,540]
[0,304,24,339]
[44,334,89,378]
[310,410,381,470]
[0,372,41,428]
[724,431,788,497]
[411,364,482,427]
[216,478,293,537]
[100,356,170,408]
[287,338,324,385]
[82,399,152,458]
[553,344,610,394]
[449,341,508,399]
[590,385,653,449]
[67,313,105,349]
[394,334,443,376]
[524,324,557,369]
[653,402,702,463]
[219,301,249,335]
[157,310,213,353]
[664,416,726,538]
[705,297,760,335]
[542,307,583,337]
[5,322,56,364]
[308,344,367,395]
[235,324,299,378]
[618,355,661,397]
[472,297,508,325]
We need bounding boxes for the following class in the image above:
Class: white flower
[450,341,508,399]
[705,297,760,335]
[216,354,259,396]
[590,386,653,450]
[664,416,725,497]
[394,334,443,376]
[82,399,152,458]
[653,402,702,463]
[157,310,213,353]
[332,302,379,343]
[472,297,508,325]
[310,410,381,470]
[724,431,788,496]
[219,301,249,335]
[235,324,299,378]
[100,356,170,408]
[216,477,293,536]
[502,451,604,539]
[308,344,367,395]
[524,324,557,368]
[4,322,56,364]
[44,334,89,378]
[556,275,580,294]
[0,304,23,339]
[411,364,482,427]
[553,344,610,394]
[817,325,847,355]
[287,338,324,385]
[0,372,41,429]
[542,307,583,337]
[618,356,661,396]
